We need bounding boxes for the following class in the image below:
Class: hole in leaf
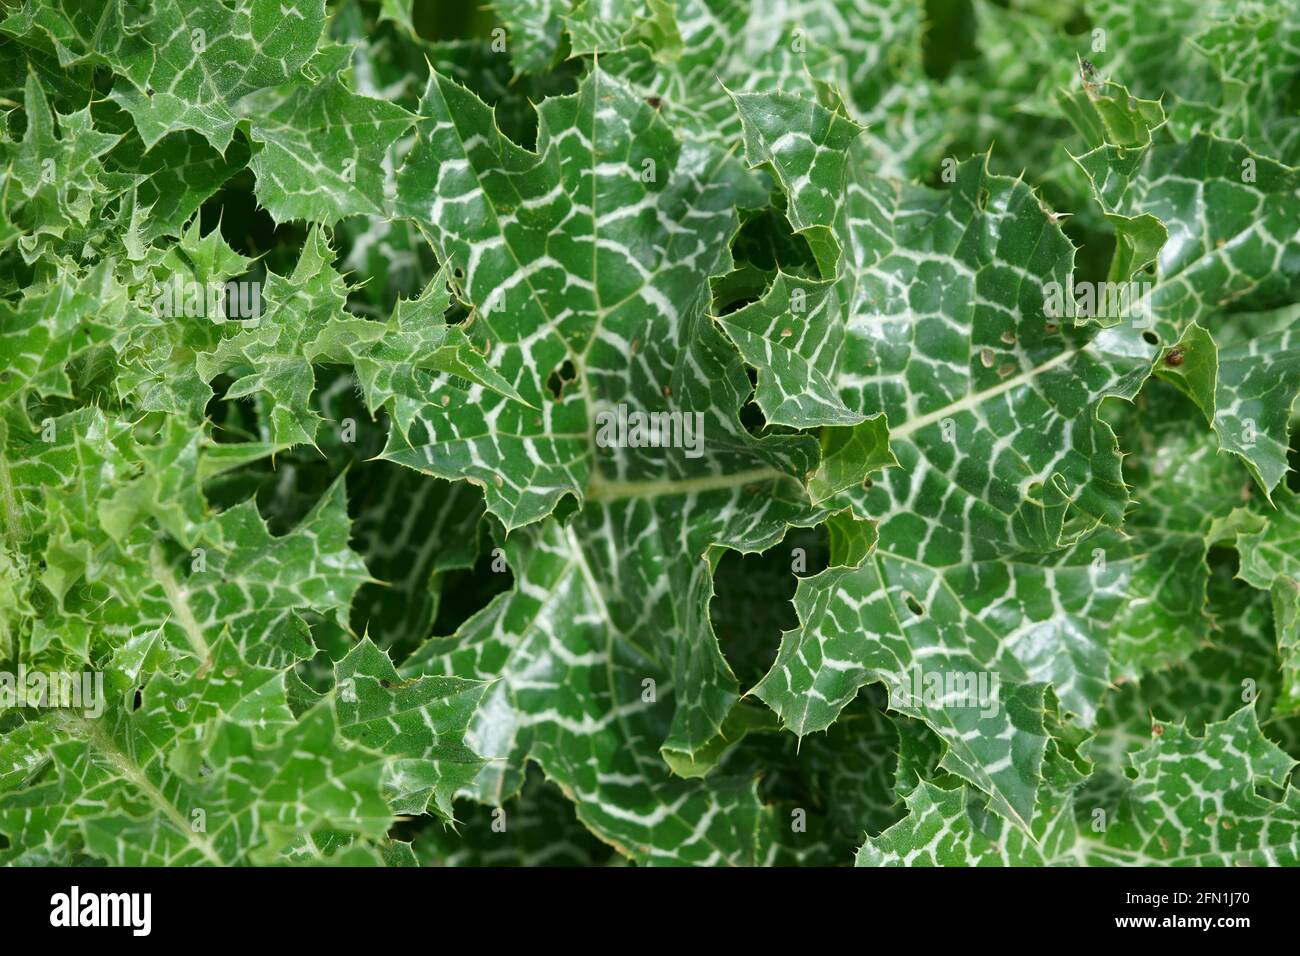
[197,158,303,271]
[731,208,817,273]
[1256,779,1286,802]
[711,526,829,686]
[444,300,472,325]
[131,688,144,712]
[717,292,761,315]
[712,260,777,316]
[1142,331,1159,345]
[904,593,925,617]
[546,360,576,400]
[431,548,515,638]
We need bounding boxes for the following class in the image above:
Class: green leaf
[311,267,528,422]
[1210,305,1300,496]
[1082,562,1283,811]
[348,463,485,656]
[1084,0,1300,164]
[1057,74,1166,151]
[5,406,365,667]
[1235,491,1300,714]
[860,706,1300,865]
[195,227,348,446]
[333,637,488,821]
[241,62,415,224]
[400,518,775,865]
[413,765,616,866]
[103,0,327,151]
[1073,133,1300,343]
[108,132,247,242]
[1,72,121,251]
[1105,382,1249,676]
[4,0,1300,870]
[734,89,1161,828]
[0,638,392,865]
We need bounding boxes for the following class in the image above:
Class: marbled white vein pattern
[860,707,1300,866]
[6,407,366,668]
[1211,304,1300,495]
[1074,134,1300,345]
[730,91,1165,828]
[240,69,414,224]
[0,639,389,866]
[402,519,771,864]
[393,66,823,527]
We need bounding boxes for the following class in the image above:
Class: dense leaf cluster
[1,0,1299,866]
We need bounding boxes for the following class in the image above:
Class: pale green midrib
[560,526,745,865]
[0,453,23,546]
[150,542,211,662]
[173,2,232,125]
[1065,829,1289,866]
[585,466,796,501]
[57,711,227,866]
[888,345,1082,440]
[561,525,663,670]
